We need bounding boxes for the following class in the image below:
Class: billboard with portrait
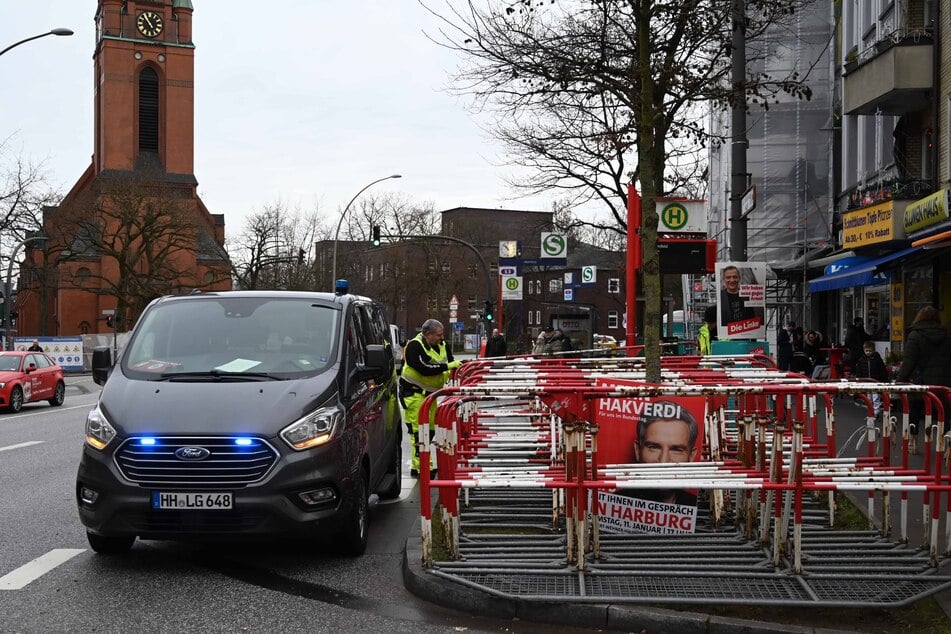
[593,378,706,534]
[715,261,766,340]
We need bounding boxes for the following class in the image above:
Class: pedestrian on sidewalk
[895,306,951,447]
[484,328,507,357]
[854,340,887,418]
[844,317,871,372]
[698,306,717,356]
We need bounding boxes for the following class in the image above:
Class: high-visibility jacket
[400,332,449,393]
[698,323,712,355]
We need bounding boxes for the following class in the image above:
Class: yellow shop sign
[904,189,949,235]
[842,201,896,247]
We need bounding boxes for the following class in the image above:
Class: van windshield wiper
[156,370,285,382]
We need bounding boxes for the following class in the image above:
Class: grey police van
[76,289,402,555]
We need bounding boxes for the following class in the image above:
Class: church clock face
[136,11,164,38]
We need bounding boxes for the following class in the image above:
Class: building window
[427,297,437,312]
[489,261,498,275]
[527,311,533,325]
[535,279,542,294]
[75,267,92,287]
[608,311,619,329]
[138,67,159,154]
[441,260,451,274]
[535,310,541,325]
[468,296,476,310]
[548,279,561,293]
[379,263,386,280]
[607,278,620,294]
[468,264,478,279]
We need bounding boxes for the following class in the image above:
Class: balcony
[843,38,933,115]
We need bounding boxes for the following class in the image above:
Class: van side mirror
[92,346,113,386]
[355,344,389,382]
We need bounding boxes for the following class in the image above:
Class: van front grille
[114,436,279,486]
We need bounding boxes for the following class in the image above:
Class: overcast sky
[1,1,559,239]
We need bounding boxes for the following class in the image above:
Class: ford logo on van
[175,447,210,461]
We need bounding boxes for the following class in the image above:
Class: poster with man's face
[593,378,706,534]
[715,261,766,340]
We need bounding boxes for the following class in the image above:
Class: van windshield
[122,297,339,381]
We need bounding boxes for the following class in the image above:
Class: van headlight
[281,406,341,450]
[85,405,117,450]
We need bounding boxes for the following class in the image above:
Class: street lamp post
[0,28,73,58]
[330,174,401,289]
[4,235,47,350]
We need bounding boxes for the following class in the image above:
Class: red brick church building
[18,0,230,337]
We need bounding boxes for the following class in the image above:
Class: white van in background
[389,324,404,372]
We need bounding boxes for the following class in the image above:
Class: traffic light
[371,225,381,246]
[483,301,494,322]
[9,311,17,326]
[106,315,114,329]
[297,247,305,265]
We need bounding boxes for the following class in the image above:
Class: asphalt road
[0,377,591,633]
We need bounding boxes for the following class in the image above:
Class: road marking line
[10,403,93,420]
[0,441,44,452]
[0,549,86,590]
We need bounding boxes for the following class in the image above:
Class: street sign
[499,266,517,276]
[449,294,459,310]
[454,321,464,331]
[564,272,573,284]
[581,266,597,284]
[449,309,457,318]
[501,275,523,300]
[564,288,574,301]
[741,185,756,219]
[540,232,568,259]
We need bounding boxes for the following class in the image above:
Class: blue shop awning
[807,246,923,293]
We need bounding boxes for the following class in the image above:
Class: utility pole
[730,0,749,262]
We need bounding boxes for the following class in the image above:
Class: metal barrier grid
[415,355,951,606]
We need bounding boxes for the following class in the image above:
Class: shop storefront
[807,200,911,349]
[903,189,951,331]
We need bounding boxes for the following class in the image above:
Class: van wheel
[340,470,369,556]
[49,382,66,406]
[86,531,135,555]
[379,427,402,500]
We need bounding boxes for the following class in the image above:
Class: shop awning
[912,230,951,249]
[807,246,922,293]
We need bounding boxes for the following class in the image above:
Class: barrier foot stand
[881,490,891,538]
[900,493,909,543]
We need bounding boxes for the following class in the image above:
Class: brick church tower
[20,0,230,337]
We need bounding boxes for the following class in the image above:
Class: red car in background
[0,351,66,413]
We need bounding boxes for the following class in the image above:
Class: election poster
[715,261,766,340]
[592,378,706,534]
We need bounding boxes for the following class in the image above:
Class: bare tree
[230,200,327,290]
[48,170,220,327]
[0,138,58,262]
[425,0,812,379]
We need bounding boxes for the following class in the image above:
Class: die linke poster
[592,379,707,535]
[715,261,767,340]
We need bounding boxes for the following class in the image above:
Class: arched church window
[139,67,159,153]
